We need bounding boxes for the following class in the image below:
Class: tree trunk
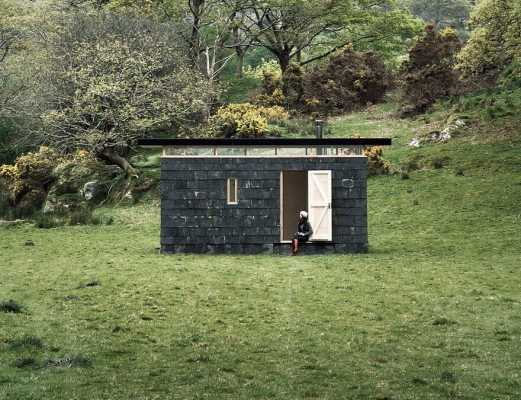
[236,50,245,78]
[100,149,138,178]
[277,51,291,73]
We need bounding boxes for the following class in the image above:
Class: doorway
[280,171,308,241]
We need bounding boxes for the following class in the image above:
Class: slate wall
[160,156,368,254]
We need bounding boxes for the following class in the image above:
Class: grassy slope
[1,104,521,400]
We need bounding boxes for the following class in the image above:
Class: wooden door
[308,170,332,241]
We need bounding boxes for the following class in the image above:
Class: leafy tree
[402,0,472,31]
[37,10,214,176]
[457,0,521,81]
[0,0,41,162]
[239,0,422,72]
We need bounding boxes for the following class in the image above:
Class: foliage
[0,299,24,313]
[457,0,521,80]
[221,76,261,104]
[363,146,392,176]
[301,48,390,115]
[33,208,108,228]
[0,146,61,205]
[446,85,521,122]
[232,0,421,73]
[210,103,288,137]
[243,59,282,81]
[400,26,462,116]
[402,0,472,34]
[37,10,214,174]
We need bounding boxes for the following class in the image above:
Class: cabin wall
[160,157,368,254]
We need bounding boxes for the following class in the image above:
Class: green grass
[1,105,521,399]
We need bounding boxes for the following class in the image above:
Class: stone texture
[160,156,368,254]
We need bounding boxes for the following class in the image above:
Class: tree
[457,0,521,80]
[37,10,215,176]
[0,0,41,163]
[239,0,421,72]
[403,0,471,31]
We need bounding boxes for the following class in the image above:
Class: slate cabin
[139,138,391,254]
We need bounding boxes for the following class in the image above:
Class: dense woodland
[0,0,520,218]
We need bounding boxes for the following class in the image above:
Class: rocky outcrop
[409,117,468,148]
[43,161,122,214]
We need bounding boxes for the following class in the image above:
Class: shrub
[14,357,39,369]
[253,70,285,107]
[0,146,62,212]
[282,64,305,107]
[33,208,106,228]
[301,48,390,115]
[363,147,391,176]
[254,87,286,107]
[400,26,462,116]
[0,299,23,313]
[244,59,282,81]
[8,335,44,350]
[210,103,288,138]
[400,154,426,172]
[431,156,450,169]
[34,213,64,229]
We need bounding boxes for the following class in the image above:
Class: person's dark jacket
[296,218,313,242]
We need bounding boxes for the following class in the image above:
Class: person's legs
[292,234,299,254]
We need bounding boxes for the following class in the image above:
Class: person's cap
[300,211,308,218]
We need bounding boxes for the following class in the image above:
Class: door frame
[279,171,288,242]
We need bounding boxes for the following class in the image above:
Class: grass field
[1,104,521,399]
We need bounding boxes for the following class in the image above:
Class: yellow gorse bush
[213,103,288,137]
[0,147,63,199]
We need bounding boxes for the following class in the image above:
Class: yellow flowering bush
[244,59,282,81]
[0,146,63,201]
[254,88,286,107]
[258,105,289,124]
[363,146,391,176]
[212,103,289,138]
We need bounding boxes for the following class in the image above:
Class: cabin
[138,138,391,254]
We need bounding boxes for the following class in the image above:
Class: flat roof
[138,138,392,146]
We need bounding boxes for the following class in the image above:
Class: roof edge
[137,138,392,146]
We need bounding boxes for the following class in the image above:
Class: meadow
[1,105,521,399]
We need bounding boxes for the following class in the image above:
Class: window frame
[227,177,238,205]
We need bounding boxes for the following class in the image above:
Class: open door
[308,170,332,241]
[280,171,308,241]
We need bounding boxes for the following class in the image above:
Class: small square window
[227,177,238,204]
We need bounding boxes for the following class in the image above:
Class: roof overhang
[137,138,392,147]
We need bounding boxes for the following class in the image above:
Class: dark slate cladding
[160,156,368,254]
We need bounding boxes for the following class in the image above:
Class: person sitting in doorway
[292,211,313,255]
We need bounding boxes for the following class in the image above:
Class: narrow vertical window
[227,177,238,204]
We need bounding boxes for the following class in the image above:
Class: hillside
[1,103,521,399]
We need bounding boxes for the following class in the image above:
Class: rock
[51,162,99,196]
[408,138,421,148]
[409,118,466,147]
[82,181,107,202]
[43,160,123,213]
[24,240,34,246]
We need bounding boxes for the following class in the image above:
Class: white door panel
[308,170,332,241]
